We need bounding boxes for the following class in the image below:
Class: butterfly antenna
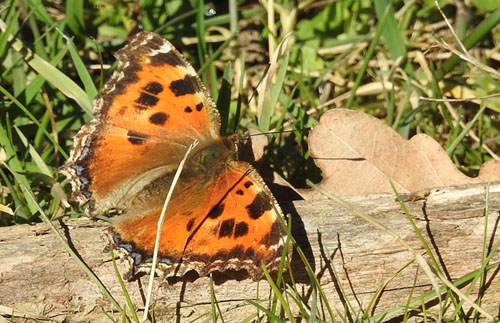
[248,127,312,137]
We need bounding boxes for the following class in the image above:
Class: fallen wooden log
[1,182,499,322]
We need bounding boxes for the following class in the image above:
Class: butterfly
[60,31,289,279]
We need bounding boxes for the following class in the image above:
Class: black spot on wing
[234,222,249,238]
[186,218,195,231]
[246,192,272,220]
[196,102,203,111]
[118,106,127,115]
[236,189,244,195]
[127,130,148,145]
[208,203,224,219]
[244,247,255,258]
[219,218,235,238]
[149,112,168,125]
[170,75,197,96]
[212,245,244,261]
[244,181,253,188]
[259,221,282,247]
[184,106,193,113]
[136,93,159,107]
[151,51,187,67]
[143,82,163,95]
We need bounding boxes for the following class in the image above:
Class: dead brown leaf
[303,108,500,199]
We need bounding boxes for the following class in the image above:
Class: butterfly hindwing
[110,161,286,279]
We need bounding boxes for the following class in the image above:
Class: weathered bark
[1,182,499,322]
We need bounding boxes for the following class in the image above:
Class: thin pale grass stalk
[434,8,500,81]
[433,0,500,80]
[433,38,500,79]
[487,270,500,316]
[256,279,261,321]
[110,248,139,323]
[420,93,500,103]
[102,308,118,323]
[433,0,468,55]
[482,185,499,317]
[283,289,309,320]
[306,180,495,321]
[142,139,199,322]
[228,0,238,36]
[1,161,123,314]
[240,314,259,323]
[394,182,466,320]
[261,0,276,58]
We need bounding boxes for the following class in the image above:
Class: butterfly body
[61,31,288,279]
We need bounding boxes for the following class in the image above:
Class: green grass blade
[0,84,68,159]
[445,105,486,156]
[345,3,391,109]
[110,248,140,323]
[63,32,98,100]
[2,25,92,114]
[374,0,406,59]
[13,125,52,177]
[261,262,295,322]
[245,299,284,323]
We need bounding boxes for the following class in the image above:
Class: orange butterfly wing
[61,31,288,279]
[112,161,286,278]
[61,32,219,214]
